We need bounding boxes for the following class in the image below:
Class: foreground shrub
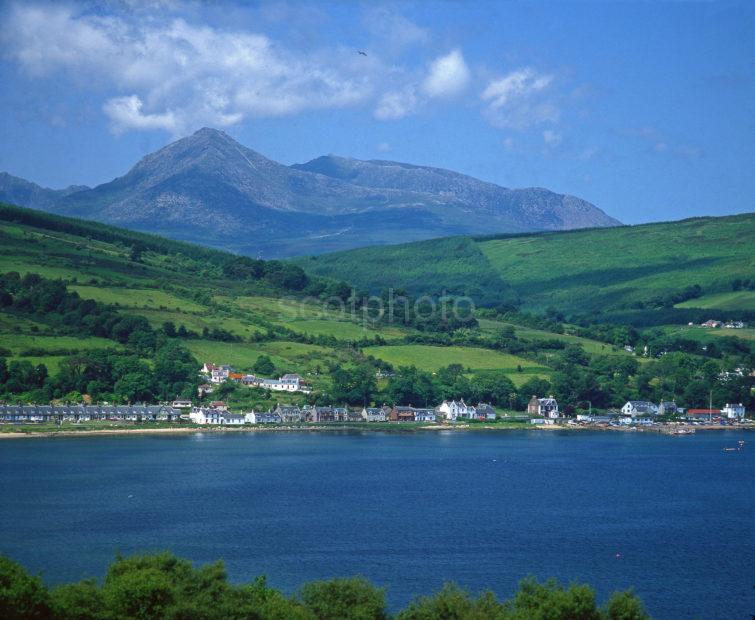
[0,552,650,619]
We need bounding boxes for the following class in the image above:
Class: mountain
[294,213,755,325]
[0,172,88,211]
[293,155,616,231]
[0,128,619,257]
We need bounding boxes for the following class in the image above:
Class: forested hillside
[0,203,751,414]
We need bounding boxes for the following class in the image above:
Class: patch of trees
[222,256,309,291]
[544,345,753,411]
[0,551,649,620]
[0,272,244,347]
[632,284,703,309]
[583,307,755,328]
[0,341,199,403]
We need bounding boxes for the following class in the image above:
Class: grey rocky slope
[0,128,619,257]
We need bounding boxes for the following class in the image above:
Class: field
[363,344,549,374]
[69,285,207,313]
[230,295,409,339]
[477,318,635,358]
[660,325,755,343]
[675,291,755,311]
[295,213,755,317]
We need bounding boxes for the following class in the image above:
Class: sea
[0,429,752,618]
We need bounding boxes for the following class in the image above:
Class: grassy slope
[675,291,755,311]
[478,214,754,313]
[294,236,517,306]
[19,203,746,408]
[295,214,755,315]
[1,203,584,402]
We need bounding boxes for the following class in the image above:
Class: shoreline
[0,422,751,439]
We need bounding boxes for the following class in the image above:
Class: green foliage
[397,583,503,620]
[253,354,276,375]
[50,580,104,620]
[0,555,51,620]
[0,553,651,620]
[603,590,650,620]
[509,577,600,620]
[299,577,387,620]
[330,365,378,405]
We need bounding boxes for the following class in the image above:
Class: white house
[210,366,231,383]
[190,408,245,425]
[722,403,746,419]
[190,408,222,424]
[436,399,476,422]
[413,408,436,422]
[257,374,310,394]
[361,407,389,422]
[245,411,282,424]
[221,412,245,425]
[621,401,659,416]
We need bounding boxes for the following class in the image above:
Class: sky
[0,0,753,224]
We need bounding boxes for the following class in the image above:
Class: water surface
[0,430,752,618]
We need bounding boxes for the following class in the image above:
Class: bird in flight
[358,50,367,56]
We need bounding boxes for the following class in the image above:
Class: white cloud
[374,88,418,121]
[377,142,391,152]
[422,49,470,98]
[2,3,373,134]
[103,95,178,133]
[481,67,558,129]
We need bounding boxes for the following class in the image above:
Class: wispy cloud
[480,68,558,129]
[2,3,374,134]
[374,87,418,121]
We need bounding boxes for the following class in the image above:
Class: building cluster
[0,395,746,427]
[572,400,747,426]
[200,363,310,394]
[0,404,182,423]
[186,399,498,426]
[699,319,746,329]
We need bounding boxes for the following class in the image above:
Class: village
[0,359,750,429]
[0,394,748,431]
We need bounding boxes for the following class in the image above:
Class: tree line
[0,551,649,620]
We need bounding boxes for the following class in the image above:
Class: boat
[722,447,737,452]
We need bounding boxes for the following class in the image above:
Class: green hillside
[0,203,751,415]
[294,213,755,324]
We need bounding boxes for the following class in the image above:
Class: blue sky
[0,0,752,224]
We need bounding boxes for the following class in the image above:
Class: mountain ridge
[0,127,620,257]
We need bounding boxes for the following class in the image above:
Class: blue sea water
[0,430,752,618]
